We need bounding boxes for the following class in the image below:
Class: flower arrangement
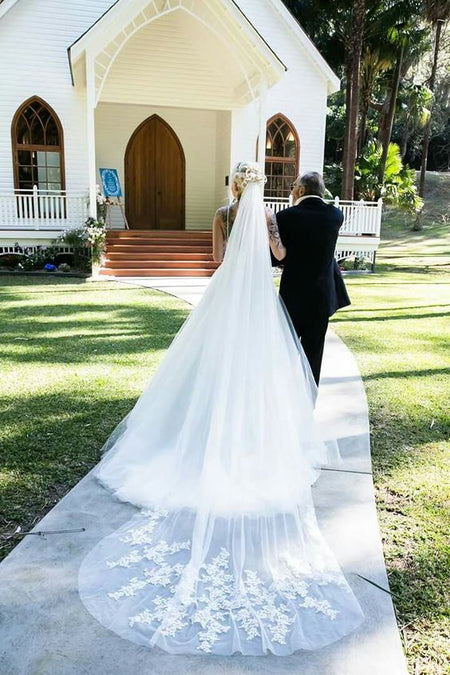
[84,217,107,265]
[96,184,108,222]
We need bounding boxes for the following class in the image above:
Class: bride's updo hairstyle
[231,161,266,200]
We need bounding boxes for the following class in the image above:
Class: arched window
[12,97,65,193]
[264,114,299,199]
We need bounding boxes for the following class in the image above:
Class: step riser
[106,243,212,253]
[106,233,212,241]
[106,253,214,261]
[100,269,215,277]
[103,262,218,270]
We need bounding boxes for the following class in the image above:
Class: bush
[14,244,60,271]
[0,253,24,269]
[57,229,90,271]
[355,141,423,213]
[339,256,370,271]
[58,263,71,273]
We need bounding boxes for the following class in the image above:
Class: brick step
[100,268,215,277]
[105,244,213,253]
[106,242,212,249]
[106,230,212,239]
[103,260,218,270]
[106,252,215,261]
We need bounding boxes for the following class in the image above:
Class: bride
[78,162,363,655]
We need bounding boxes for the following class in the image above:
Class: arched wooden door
[125,115,185,230]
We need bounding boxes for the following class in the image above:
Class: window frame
[263,113,300,200]
[11,96,65,194]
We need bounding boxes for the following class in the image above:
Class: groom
[276,172,350,386]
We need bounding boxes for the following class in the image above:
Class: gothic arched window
[264,114,299,199]
[12,97,65,193]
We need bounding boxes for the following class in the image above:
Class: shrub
[355,141,423,213]
[14,244,60,271]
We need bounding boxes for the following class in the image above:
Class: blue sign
[99,168,122,198]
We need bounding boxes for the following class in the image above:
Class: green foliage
[13,244,61,271]
[57,228,86,249]
[355,141,423,212]
[340,256,370,271]
[323,163,343,197]
[58,219,106,269]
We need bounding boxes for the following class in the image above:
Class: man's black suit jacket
[275,197,350,324]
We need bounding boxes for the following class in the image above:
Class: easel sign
[99,168,129,229]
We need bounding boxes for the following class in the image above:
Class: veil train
[78,177,363,655]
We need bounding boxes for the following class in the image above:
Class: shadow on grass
[387,543,450,639]
[0,390,137,559]
[334,310,450,323]
[364,367,450,381]
[0,302,189,363]
[338,304,450,313]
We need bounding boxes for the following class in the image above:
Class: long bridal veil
[78,173,363,655]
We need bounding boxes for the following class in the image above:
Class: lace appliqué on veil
[105,509,345,653]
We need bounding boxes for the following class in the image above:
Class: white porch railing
[264,196,382,238]
[0,187,88,231]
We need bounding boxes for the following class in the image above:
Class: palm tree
[341,0,366,199]
[418,0,450,198]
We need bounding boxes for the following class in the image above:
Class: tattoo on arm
[267,211,284,250]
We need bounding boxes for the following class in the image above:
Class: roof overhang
[68,0,287,107]
[0,0,19,19]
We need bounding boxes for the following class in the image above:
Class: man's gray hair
[298,172,325,197]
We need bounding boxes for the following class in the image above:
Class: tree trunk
[400,126,410,159]
[419,19,443,198]
[359,72,373,153]
[341,60,353,197]
[341,0,365,200]
[378,46,404,185]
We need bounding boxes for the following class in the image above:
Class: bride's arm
[212,210,225,263]
[266,209,286,261]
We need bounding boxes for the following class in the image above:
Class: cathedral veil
[78,171,363,655]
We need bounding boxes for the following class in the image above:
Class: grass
[331,172,450,674]
[0,277,189,559]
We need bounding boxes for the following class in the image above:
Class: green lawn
[331,179,450,674]
[0,277,189,558]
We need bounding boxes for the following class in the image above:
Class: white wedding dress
[78,180,364,655]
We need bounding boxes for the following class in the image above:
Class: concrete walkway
[0,277,407,675]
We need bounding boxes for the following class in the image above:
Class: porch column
[86,52,97,219]
[257,80,268,166]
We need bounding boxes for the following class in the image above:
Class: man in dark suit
[276,172,350,386]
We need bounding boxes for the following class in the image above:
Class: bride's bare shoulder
[215,205,228,220]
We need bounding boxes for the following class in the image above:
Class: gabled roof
[68,0,289,107]
[1,0,339,93]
